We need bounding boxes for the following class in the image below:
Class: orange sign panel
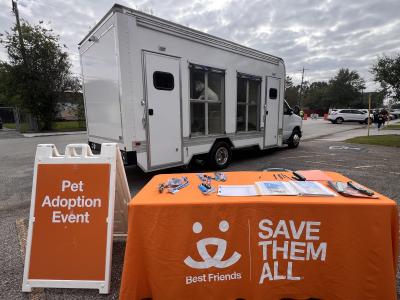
[28,163,110,280]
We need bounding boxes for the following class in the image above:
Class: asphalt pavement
[0,121,399,299]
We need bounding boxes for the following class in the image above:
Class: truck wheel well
[188,138,234,165]
[212,138,234,149]
[293,126,302,137]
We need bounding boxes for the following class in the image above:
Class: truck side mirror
[293,106,300,115]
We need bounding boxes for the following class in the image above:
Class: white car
[390,109,400,118]
[328,109,372,124]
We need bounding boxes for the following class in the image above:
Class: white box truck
[79,4,302,172]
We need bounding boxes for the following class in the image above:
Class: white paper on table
[255,181,299,196]
[288,181,337,196]
[217,185,259,196]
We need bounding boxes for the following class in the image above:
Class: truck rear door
[264,77,281,147]
[144,52,182,169]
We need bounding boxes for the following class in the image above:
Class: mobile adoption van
[79,4,302,172]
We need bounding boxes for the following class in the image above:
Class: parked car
[327,109,372,124]
[390,109,400,118]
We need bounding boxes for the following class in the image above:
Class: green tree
[355,91,384,109]
[327,68,365,108]
[303,81,329,111]
[0,62,14,105]
[284,76,300,107]
[0,19,79,131]
[371,53,400,104]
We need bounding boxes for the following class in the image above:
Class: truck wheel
[288,129,301,148]
[208,141,232,169]
[335,117,344,124]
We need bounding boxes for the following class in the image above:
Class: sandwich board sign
[22,143,131,294]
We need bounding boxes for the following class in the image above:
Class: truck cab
[282,100,303,148]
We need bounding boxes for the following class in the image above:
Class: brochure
[255,181,299,196]
[289,181,337,196]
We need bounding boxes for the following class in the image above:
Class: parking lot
[1,120,399,299]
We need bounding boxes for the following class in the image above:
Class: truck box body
[79,4,298,172]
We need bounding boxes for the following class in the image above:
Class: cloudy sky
[1,0,399,90]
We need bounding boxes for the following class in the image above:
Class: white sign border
[22,143,120,294]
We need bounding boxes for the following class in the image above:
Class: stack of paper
[217,185,258,197]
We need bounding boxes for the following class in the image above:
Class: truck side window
[153,71,174,90]
[189,63,225,136]
[283,102,290,114]
[269,88,278,99]
[236,73,261,132]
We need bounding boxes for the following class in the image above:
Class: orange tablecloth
[120,172,398,300]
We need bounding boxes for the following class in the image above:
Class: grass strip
[346,135,400,147]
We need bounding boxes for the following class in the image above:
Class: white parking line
[354,165,385,169]
[304,160,347,167]
[280,153,336,160]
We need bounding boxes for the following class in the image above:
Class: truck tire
[335,117,344,124]
[288,128,301,148]
[208,141,232,169]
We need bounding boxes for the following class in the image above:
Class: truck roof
[78,3,283,65]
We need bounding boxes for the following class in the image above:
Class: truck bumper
[88,141,137,165]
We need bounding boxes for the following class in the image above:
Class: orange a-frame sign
[22,143,130,294]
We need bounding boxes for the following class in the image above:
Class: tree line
[0,15,79,131]
[285,56,400,113]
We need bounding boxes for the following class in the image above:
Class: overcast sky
[1,0,399,91]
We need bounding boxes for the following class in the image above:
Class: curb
[23,131,86,138]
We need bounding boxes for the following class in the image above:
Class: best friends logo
[184,218,327,285]
[184,220,241,269]
[184,220,242,285]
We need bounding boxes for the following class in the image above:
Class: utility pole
[298,67,309,108]
[367,94,371,136]
[11,0,27,65]
[11,0,36,130]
